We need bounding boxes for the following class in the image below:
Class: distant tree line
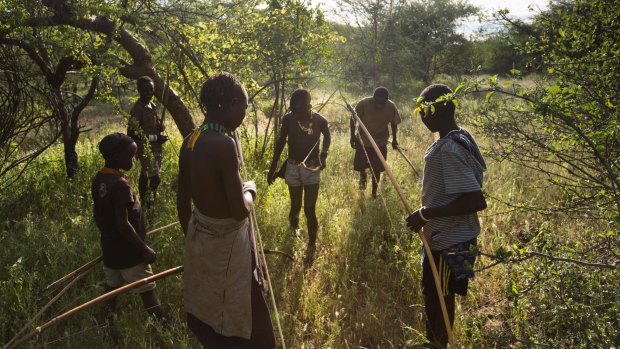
[333,0,531,92]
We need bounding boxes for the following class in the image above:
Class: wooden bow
[345,98,455,348]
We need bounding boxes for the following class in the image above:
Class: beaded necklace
[186,122,228,150]
[297,110,314,135]
[201,122,227,134]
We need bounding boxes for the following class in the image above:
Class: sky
[316,0,549,35]
[466,0,548,18]
[458,0,549,34]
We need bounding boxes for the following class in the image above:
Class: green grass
[1,94,618,348]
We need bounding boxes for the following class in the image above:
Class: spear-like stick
[234,131,287,349]
[345,99,455,348]
[3,271,88,349]
[41,256,102,294]
[6,266,183,349]
[42,221,180,294]
[395,147,421,179]
[3,221,183,349]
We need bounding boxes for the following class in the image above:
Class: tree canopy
[0,0,341,178]
[335,0,478,91]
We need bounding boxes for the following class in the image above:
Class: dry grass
[1,87,616,348]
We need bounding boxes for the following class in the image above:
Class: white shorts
[285,161,321,187]
[103,263,155,294]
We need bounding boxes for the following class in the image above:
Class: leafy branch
[477,249,619,272]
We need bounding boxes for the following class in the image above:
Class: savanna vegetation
[1,0,618,348]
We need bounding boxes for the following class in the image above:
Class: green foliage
[395,0,479,83]
[460,0,620,222]
[440,0,620,346]
[335,0,479,90]
[503,243,619,348]
[0,49,57,190]
[2,87,618,347]
[471,35,527,75]
[1,0,343,183]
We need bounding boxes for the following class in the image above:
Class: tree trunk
[371,10,380,86]
[50,89,78,178]
[63,140,78,178]
[43,3,196,136]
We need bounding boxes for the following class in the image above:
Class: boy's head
[199,72,248,130]
[290,89,311,114]
[137,76,155,101]
[99,133,137,171]
[372,87,389,107]
[418,84,455,132]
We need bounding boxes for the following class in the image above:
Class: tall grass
[1,93,617,348]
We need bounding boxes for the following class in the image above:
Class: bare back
[177,129,248,233]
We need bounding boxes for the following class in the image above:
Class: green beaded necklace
[186,122,228,150]
[200,122,227,134]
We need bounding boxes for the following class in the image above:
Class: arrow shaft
[8,266,183,349]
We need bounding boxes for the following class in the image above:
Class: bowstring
[355,115,395,230]
[234,131,287,349]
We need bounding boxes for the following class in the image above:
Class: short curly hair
[99,133,135,160]
[290,88,311,108]
[137,76,153,89]
[373,86,389,98]
[199,72,245,111]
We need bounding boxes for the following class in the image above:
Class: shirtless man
[267,89,331,265]
[177,72,275,348]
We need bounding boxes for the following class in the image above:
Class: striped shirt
[421,130,486,251]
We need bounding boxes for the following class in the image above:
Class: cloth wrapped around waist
[183,210,252,339]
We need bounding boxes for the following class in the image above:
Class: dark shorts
[422,239,477,297]
[353,144,388,173]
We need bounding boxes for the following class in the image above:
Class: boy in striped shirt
[406,84,487,348]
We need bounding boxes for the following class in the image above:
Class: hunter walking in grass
[128,76,168,208]
[406,84,487,348]
[267,88,331,265]
[350,87,401,197]
[91,133,165,335]
[177,72,276,348]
